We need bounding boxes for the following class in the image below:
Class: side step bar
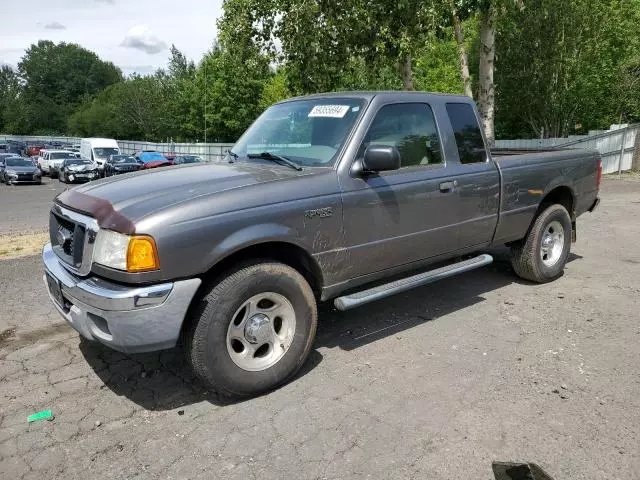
[334,254,493,311]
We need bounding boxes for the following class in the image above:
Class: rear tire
[510,204,572,283]
[185,262,317,397]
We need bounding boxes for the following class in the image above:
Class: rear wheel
[510,204,572,283]
[185,262,317,397]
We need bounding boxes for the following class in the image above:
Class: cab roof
[278,90,472,104]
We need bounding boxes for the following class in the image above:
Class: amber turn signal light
[126,236,160,272]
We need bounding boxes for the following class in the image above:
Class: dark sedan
[59,159,99,184]
[104,155,143,176]
[173,154,202,165]
[1,157,42,184]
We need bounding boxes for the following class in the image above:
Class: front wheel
[185,262,317,397]
[510,204,572,283]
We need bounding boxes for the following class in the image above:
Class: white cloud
[121,24,167,55]
[44,21,66,30]
[0,0,222,72]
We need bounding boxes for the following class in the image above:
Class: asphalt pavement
[0,177,639,479]
[0,178,67,235]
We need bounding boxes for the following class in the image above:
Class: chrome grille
[49,205,99,276]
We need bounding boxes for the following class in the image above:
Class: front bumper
[5,178,41,184]
[42,243,201,353]
[65,172,98,183]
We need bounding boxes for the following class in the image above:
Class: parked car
[59,158,99,184]
[104,155,143,176]
[43,91,601,397]
[173,154,202,165]
[0,153,18,163]
[1,156,42,184]
[138,151,172,169]
[26,145,45,157]
[133,150,159,160]
[40,150,77,178]
[0,154,12,178]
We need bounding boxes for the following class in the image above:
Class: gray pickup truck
[43,92,601,396]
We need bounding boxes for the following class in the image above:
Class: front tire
[510,204,572,283]
[185,262,317,397]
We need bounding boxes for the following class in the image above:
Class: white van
[80,138,120,174]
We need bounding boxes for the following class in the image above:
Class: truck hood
[56,162,314,227]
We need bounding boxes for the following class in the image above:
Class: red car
[26,145,45,157]
[137,151,172,169]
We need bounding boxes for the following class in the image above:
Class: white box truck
[80,138,120,176]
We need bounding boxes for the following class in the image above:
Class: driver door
[339,102,463,279]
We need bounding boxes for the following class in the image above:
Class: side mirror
[362,145,401,172]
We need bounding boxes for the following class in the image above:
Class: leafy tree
[414,35,466,93]
[194,42,271,142]
[0,66,21,133]
[495,0,640,138]
[11,41,122,134]
[218,0,445,93]
[69,75,174,140]
[259,69,291,110]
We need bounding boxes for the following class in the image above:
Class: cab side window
[359,103,442,168]
[445,103,487,164]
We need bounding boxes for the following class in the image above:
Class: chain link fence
[116,140,234,163]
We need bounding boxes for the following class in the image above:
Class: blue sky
[1,0,224,75]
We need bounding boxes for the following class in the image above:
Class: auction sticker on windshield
[308,105,350,118]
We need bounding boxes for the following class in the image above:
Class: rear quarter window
[445,103,487,164]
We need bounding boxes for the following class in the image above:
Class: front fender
[203,223,308,271]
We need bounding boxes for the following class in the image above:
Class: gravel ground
[0,178,639,479]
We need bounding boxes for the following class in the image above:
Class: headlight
[34,170,41,176]
[93,231,160,272]
[6,170,17,177]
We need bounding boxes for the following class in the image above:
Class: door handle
[439,180,457,192]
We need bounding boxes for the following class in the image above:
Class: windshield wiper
[247,152,302,171]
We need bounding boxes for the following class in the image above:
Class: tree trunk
[451,3,472,98]
[400,55,414,91]
[478,3,496,146]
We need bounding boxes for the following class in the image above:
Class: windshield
[6,158,33,167]
[93,147,119,158]
[50,152,76,159]
[231,98,365,167]
[65,159,91,166]
[113,156,137,163]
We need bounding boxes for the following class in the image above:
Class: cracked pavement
[1,177,639,479]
